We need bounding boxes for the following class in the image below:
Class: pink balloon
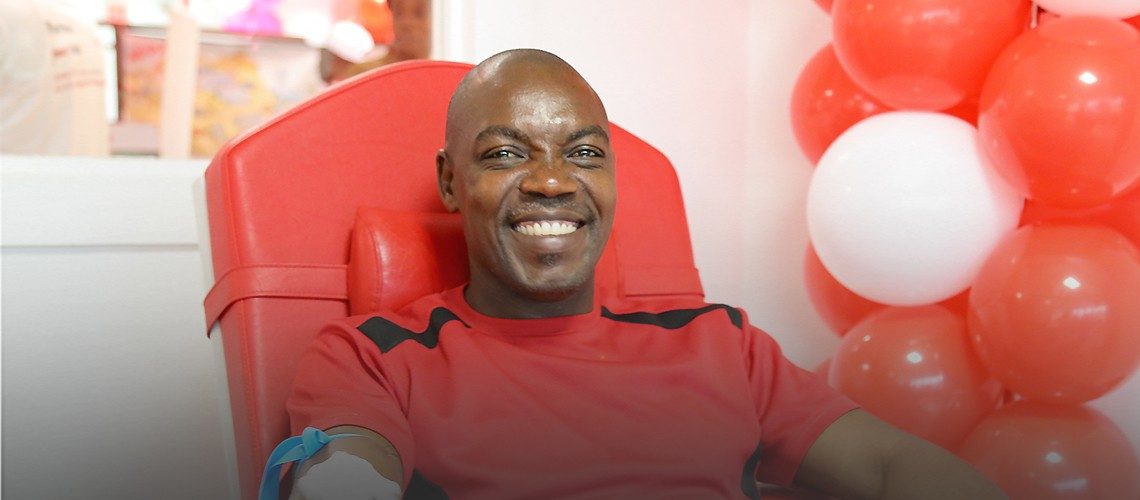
[814,358,832,381]
[830,306,1002,449]
[1020,184,1140,249]
[978,16,1140,208]
[791,44,891,165]
[959,402,1140,500]
[832,0,1031,110]
[969,224,1140,404]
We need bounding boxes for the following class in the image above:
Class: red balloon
[832,0,1031,110]
[813,0,833,14]
[1021,184,1140,248]
[969,224,1140,404]
[1037,10,1062,26]
[979,17,1140,209]
[959,402,1140,500]
[942,94,980,126]
[830,306,1003,449]
[937,288,971,318]
[803,245,884,335]
[1129,15,1140,30]
[790,44,891,165]
[814,357,832,381]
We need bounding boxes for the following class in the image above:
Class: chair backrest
[202,59,703,499]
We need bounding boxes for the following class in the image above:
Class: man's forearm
[795,410,1007,500]
[880,435,1006,500]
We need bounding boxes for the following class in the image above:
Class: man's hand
[794,409,1007,499]
[287,426,405,500]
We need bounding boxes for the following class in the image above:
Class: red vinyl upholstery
[202,60,703,499]
[347,209,470,315]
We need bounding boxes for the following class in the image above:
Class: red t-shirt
[288,286,856,499]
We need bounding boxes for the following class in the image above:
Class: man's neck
[462,280,596,319]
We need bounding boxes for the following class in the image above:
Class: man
[286,49,1006,499]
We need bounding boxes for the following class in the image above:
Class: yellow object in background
[192,51,277,157]
[118,27,320,158]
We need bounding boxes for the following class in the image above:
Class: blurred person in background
[0,0,109,156]
[320,0,429,84]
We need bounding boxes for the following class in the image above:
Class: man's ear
[436,149,459,212]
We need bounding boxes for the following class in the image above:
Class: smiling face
[437,51,616,318]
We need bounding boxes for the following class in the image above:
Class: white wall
[1,156,230,500]
[743,2,837,367]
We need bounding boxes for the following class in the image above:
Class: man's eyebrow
[475,125,530,144]
[567,125,609,144]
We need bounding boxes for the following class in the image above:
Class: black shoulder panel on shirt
[405,469,449,499]
[356,307,467,353]
[741,441,763,500]
[600,303,743,329]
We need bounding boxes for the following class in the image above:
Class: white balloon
[1034,0,1140,19]
[807,112,1023,306]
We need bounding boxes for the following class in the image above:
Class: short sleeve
[741,312,858,486]
[286,319,415,486]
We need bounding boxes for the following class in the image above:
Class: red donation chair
[200,60,704,499]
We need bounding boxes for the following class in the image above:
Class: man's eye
[569,147,604,158]
[484,149,522,160]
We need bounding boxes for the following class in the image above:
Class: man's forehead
[460,87,609,147]
[445,50,608,145]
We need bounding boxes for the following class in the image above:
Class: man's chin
[510,270,593,303]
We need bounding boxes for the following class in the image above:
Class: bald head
[444,49,607,149]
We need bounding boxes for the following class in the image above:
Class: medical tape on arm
[258,426,363,500]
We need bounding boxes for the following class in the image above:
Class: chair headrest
[348,207,469,315]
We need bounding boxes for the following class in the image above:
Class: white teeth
[513,220,580,236]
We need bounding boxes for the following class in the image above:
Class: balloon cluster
[794,1,1140,498]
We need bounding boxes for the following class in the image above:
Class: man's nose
[519,160,577,198]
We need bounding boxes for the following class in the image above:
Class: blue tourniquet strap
[259,427,360,500]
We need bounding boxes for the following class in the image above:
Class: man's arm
[794,409,1006,500]
[286,425,404,500]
